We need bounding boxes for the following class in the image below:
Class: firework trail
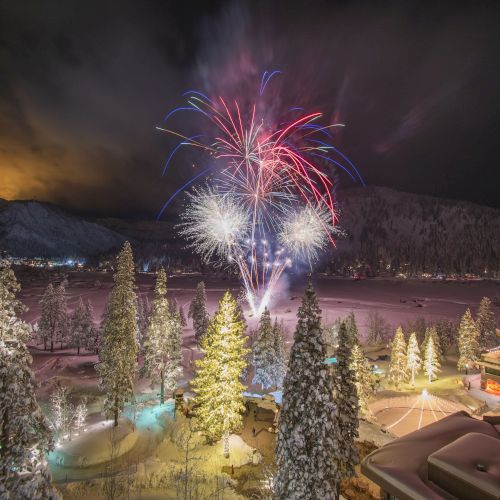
[157,71,363,314]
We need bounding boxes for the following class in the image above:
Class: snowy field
[19,271,500,343]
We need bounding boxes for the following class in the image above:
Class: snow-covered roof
[361,411,500,500]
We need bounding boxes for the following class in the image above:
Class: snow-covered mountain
[0,199,126,258]
[333,186,500,276]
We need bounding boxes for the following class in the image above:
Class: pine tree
[350,344,374,418]
[421,326,442,361]
[324,317,342,350]
[344,312,359,346]
[457,308,480,371]
[54,282,69,350]
[0,259,58,498]
[96,241,138,427]
[423,335,441,382]
[387,326,407,389]
[252,308,276,389]
[38,284,58,352]
[406,332,421,386]
[275,283,341,500]
[70,297,93,355]
[272,318,287,389]
[477,297,497,351]
[188,281,209,344]
[332,322,359,481]
[142,268,183,405]
[192,291,249,456]
[84,299,99,354]
[434,319,456,358]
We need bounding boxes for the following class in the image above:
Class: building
[478,349,500,396]
[361,411,500,500]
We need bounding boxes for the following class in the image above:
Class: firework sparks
[158,71,363,314]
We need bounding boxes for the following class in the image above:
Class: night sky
[1,0,499,218]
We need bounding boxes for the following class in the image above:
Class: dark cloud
[0,0,499,218]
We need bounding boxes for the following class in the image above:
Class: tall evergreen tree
[350,344,374,418]
[406,332,421,386]
[332,322,359,483]
[84,299,99,354]
[70,297,93,355]
[272,318,287,389]
[96,241,138,427]
[189,282,210,344]
[387,326,407,389]
[457,308,480,371]
[275,283,341,500]
[0,260,58,498]
[178,304,187,327]
[434,319,456,358]
[192,291,248,456]
[252,308,276,389]
[38,283,67,352]
[423,335,441,382]
[142,269,183,405]
[476,297,497,350]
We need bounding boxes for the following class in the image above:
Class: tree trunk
[77,345,80,355]
[51,340,54,352]
[44,340,47,351]
[223,430,230,458]
[114,404,119,427]
[160,370,165,405]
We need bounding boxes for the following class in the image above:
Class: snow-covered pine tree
[188,281,209,344]
[324,317,342,350]
[457,308,480,371]
[192,291,249,456]
[96,241,138,426]
[142,268,183,405]
[84,299,99,354]
[476,297,497,351]
[50,383,74,441]
[275,283,341,500]
[0,259,58,499]
[70,296,93,355]
[272,318,287,389]
[252,308,276,389]
[387,326,407,388]
[332,322,359,481]
[350,343,374,418]
[73,397,88,436]
[345,312,359,346]
[38,284,56,351]
[423,335,441,382]
[434,319,456,358]
[54,282,69,350]
[406,332,421,386]
[421,326,442,361]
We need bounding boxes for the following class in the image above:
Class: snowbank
[49,419,138,468]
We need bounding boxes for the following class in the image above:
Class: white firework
[279,205,335,263]
[180,188,249,261]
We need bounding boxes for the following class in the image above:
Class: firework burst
[158,72,363,314]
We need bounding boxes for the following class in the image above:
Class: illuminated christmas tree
[423,335,441,382]
[406,332,421,386]
[387,326,407,389]
[457,308,479,371]
[350,343,374,418]
[192,291,249,456]
[142,268,183,404]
